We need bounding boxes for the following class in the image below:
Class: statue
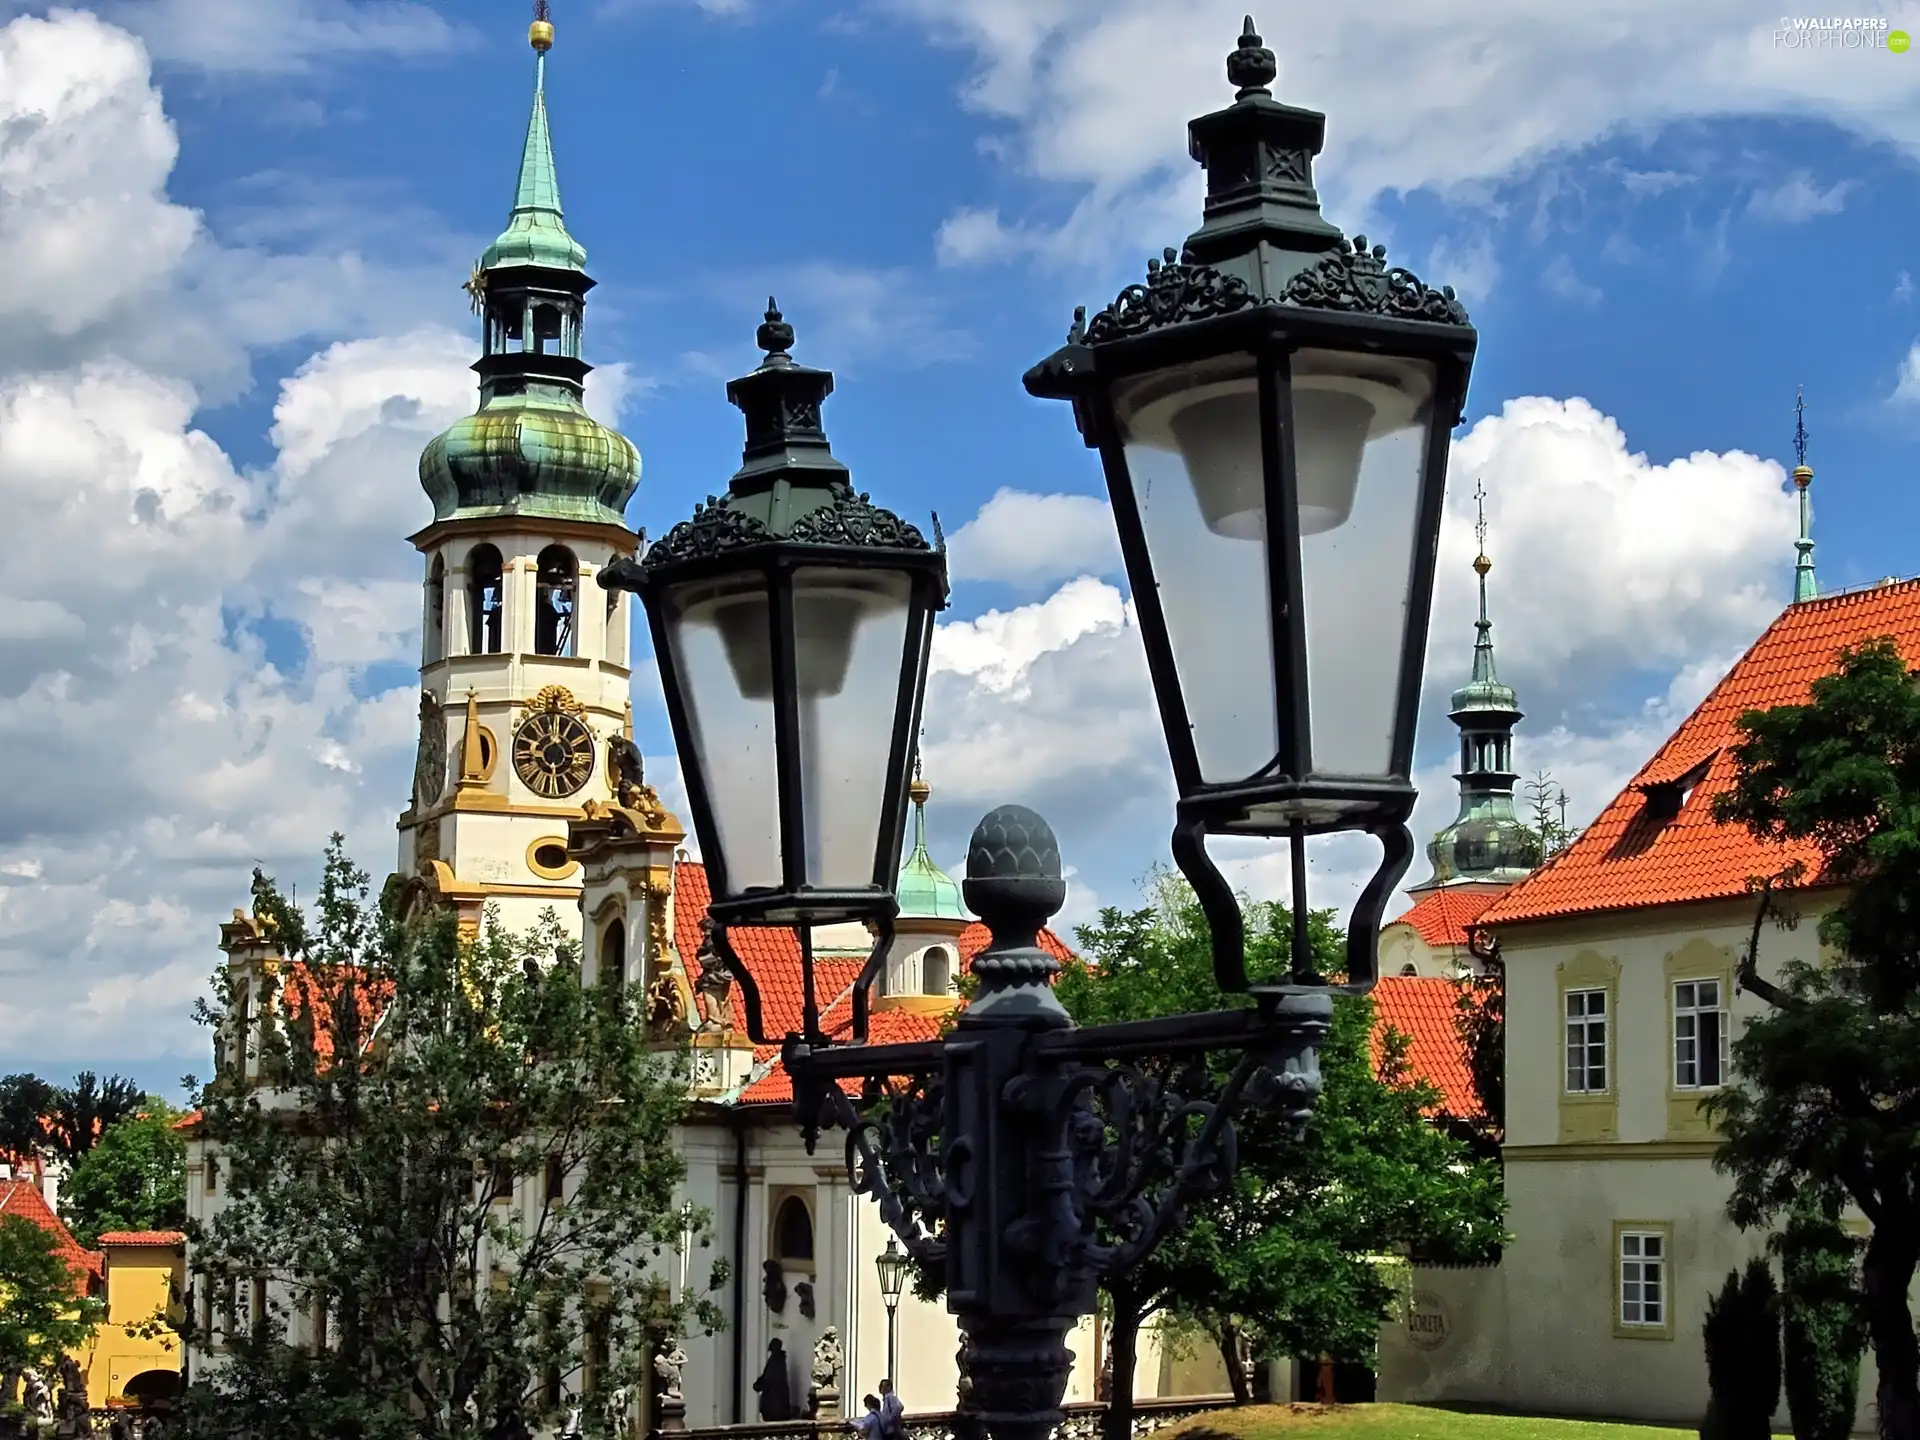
[608,736,647,808]
[412,692,446,811]
[652,1337,688,1433]
[53,1357,86,1434]
[603,1385,634,1439]
[808,1327,843,1420]
[652,1338,687,1404]
[692,922,734,1032]
[644,973,687,1039]
[761,1259,787,1313]
[752,1339,794,1422]
[795,1279,815,1319]
[20,1370,52,1420]
[560,1407,582,1437]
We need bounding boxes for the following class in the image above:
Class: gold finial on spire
[1472,479,1491,576]
[1792,385,1813,489]
[530,0,554,53]
[909,730,931,806]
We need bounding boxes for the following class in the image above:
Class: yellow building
[0,1176,184,1408]
[87,1232,186,1409]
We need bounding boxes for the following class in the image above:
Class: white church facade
[180,17,1217,1428]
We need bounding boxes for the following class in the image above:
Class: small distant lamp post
[875,1235,909,1385]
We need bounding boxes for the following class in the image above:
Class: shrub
[1701,1258,1781,1440]
[1774,1192,1865,1440]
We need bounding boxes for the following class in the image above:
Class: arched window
[774,1194,814,1264]
[425,554,446,664]
[600,919,625,993]
[605,560,625,666]
[468,545,504,655]
[535,545,577,657]
[922,946,952,995]
[1400,963,1420,977]
[488,300,525,355]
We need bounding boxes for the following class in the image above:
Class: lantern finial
[757,298,796,367]
[1227,16,1277,98]
[1792,386,1817,602]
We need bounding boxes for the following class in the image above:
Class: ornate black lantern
[602,302,949,1040]
[1025,18,1477,994]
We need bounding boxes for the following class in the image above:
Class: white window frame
[1619,1230,1667,1329]
[1565,987,1609,1094]
[1673,978,1729,1091]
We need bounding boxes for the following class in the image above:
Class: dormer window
[1639,753,1717,822]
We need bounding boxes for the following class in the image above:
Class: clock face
[513,710,595,798]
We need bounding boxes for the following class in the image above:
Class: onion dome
[419,14,638,528]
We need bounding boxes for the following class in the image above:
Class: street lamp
[1025,17,1477,994]
[601,26,1473,1440]
[876,1237,908,1387]
[603,300,950,1042]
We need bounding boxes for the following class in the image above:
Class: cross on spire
[1473,479,1489,556]
[1794,385,1809,468]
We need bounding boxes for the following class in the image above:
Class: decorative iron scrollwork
[619,500,772,572]
[787,483,933,551]
[1281,234,1471,325]
[799,1070,947,1265]
[1082,248,1256,343]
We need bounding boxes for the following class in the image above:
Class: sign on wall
[1406,1290,1451,1352]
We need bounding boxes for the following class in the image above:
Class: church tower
[399,9,642,939]
[1412,485,1543,893]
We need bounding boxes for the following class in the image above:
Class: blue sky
[0,0,1915,1098]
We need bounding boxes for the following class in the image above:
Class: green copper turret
[1420,492,1543,888]
[419,17,639,528]
[896,761,966,922]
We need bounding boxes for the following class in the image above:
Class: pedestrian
[878,1378,905,1440]
[851,1395,883,1439]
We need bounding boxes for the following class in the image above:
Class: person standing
[878,1378,905,1440]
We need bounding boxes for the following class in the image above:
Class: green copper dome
[897,775,966,922]
[1422,542,1542,887]
[420,387,639,525]
[419,36,637,528]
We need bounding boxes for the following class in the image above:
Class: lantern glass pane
[792,566,916,890]
[1112,353,1279,784]
[1291,348,1437,777]
[663,571,782,892]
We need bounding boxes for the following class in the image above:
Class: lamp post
[876,1236,908,1388]
[601,24,1475,1440]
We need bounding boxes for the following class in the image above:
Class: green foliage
[1772,1189,1864,1440]
[0,1213,103,1405]
[60,1103,187,1248]
[1059,870,1505,1379]
[1452,959,1503,1148]
[1708,638,1920,1430]
[0,1075,56,1162]
[181,836,723,1440]
[1700,1259,1780,1440]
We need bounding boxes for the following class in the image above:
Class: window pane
[1675,981,1695,1009]
[1699,979,1720,1008]
[1643,1234,1663,1258]
[1622,1234,1642,1258]
[1701,1009,1723,1086]
[1589,990,1606,1016]
[1566,992,1583,1020]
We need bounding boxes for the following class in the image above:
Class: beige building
[1379,555,1915,1431]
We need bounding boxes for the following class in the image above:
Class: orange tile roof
[673,860,1075,1106]
[97,1231,185,1247]
[1369,976,1477,1118]
[0,1177,100,1294]
[1388,888,1500,949]
[1480,582,1920,928]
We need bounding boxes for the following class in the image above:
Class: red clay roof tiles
[0,1178,99,1294]
[1370,975,1477,1119]
[1388,888,1499,949]
[1482,582,1920,928]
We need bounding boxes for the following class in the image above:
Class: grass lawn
[1161,1404,1697,1440]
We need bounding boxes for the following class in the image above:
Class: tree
[60,1103,188,1248]
[1774,1188,1865,1440]
[0,1075,55,1163]
[1452,954,1503,1150]
[44,1072,147,1167]
[0,1214,102,1410]
[180,837,725,1440]
[1700,1258,1781,1440]
[1523,771,1579,858]
[1057,871,1505,1437]
[1708,636,1920,1438]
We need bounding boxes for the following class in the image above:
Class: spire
[897,739,965,922]
[479,3,586,274]
[1416,484,1542,891]
[1793,386,1817,603]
